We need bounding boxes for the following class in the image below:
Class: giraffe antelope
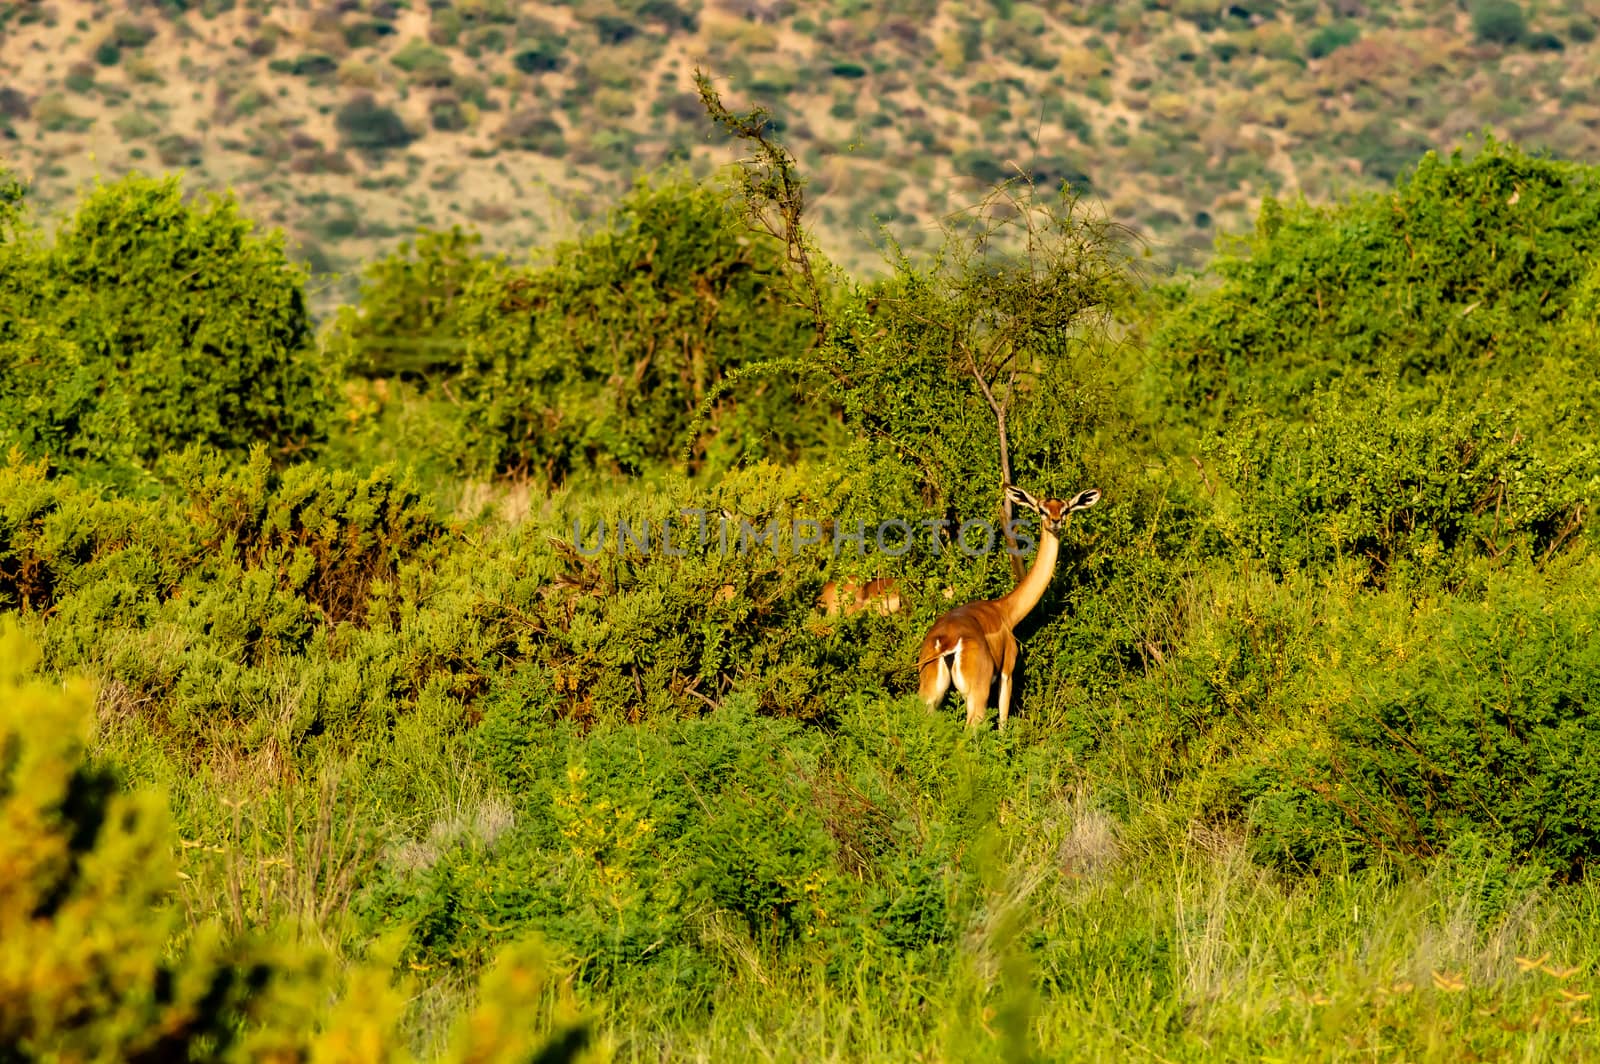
[817,576,903,616]
[917,484,1101,730]
[816,578,961,617]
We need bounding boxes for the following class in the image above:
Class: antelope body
[818,576,903,617]
[917,485,1100,729]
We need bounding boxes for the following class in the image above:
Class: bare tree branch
[694,69,826,347]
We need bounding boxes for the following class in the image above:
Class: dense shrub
[1472,0,1527,44]
[1206,385,1592,587]
[1244,578,1600,879]
[428,93,468,131]
[376,701,831,980]
[278,52,338,77]
[2,450,921,752]
[390,38,453,85]
[1306,21,1358,59]
[365,690,990,1004]
[1,173,328,476]
[336,94,415,151]
[0,620,588,1062]
[1152,140,1600,419]
[166,446,447,623]
[497,108,566,153]
[512,39,564,73]
[0,330,140,483]
[330,226,503,381]
[448,176,828,480]
[1,445,444,633]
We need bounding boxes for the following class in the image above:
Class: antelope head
[1004,484,1102,534]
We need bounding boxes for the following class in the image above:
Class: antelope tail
[916,636,962,672]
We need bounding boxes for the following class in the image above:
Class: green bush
[390,38,453,82]
[447,175,827,480]
[330,225,504,381]
[1245,579,1600,879]
[512,40,563,72]
[497,108,566,153]
[336,94,415,151]
[3,445,918,754]
[429,93,468,131]
[1472,0,1527,44]
[0,619,589,1062]
[1,173,328,476]
[369,690,979,1003]
[281,51,338,77]
[954,148,1010,184]
[63,62,97,93]
[0,329,139,482]
[1306,22,1358,59]
[382,699,835,976]
[1152,140,1600,420]
[154,133,203,167]
[0,446,444,622]
[1205,385,1593,587]
[165,446,447,623]
[112,18,158,47]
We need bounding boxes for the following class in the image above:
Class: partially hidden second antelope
[917,484,1101,730]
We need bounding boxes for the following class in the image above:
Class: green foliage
[111,18,158,47]
[1472,0,1527,45]
[1206,385,1593,586]
[166,446,448,623]
[512,36,564,73]
[330,226,503,382]
[448,175,828,480]
[1152,139,1600,419]
[1306,21,1358,59]
[429,94,468,131]
[0,168,26,237]
[390,38,453,83]
[337,95,416,152]
[0,620,242,1060]
[12,357,132,488]
[1,173,328,479]
[276,52,338,77]
[381,700,834,983]
[1245,577,1600,879]
[818,180,1137,548]
[0,448,449,751]
[0,619,590,1061]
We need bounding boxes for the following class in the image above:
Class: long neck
[998,527,1061,627]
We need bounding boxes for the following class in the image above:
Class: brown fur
[818,577,903,617]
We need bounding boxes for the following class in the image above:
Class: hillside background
[4,0,1598,310]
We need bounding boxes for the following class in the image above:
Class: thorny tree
[695,71,1140,572]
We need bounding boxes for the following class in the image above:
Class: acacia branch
[694,69,826,347]
[959,338,1025,580]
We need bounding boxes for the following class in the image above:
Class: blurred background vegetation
[4,15,1600,1058]
[3,0,1599,312]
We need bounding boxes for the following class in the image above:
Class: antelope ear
[1004,484,1041,512]
[1069,488,1102,512]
